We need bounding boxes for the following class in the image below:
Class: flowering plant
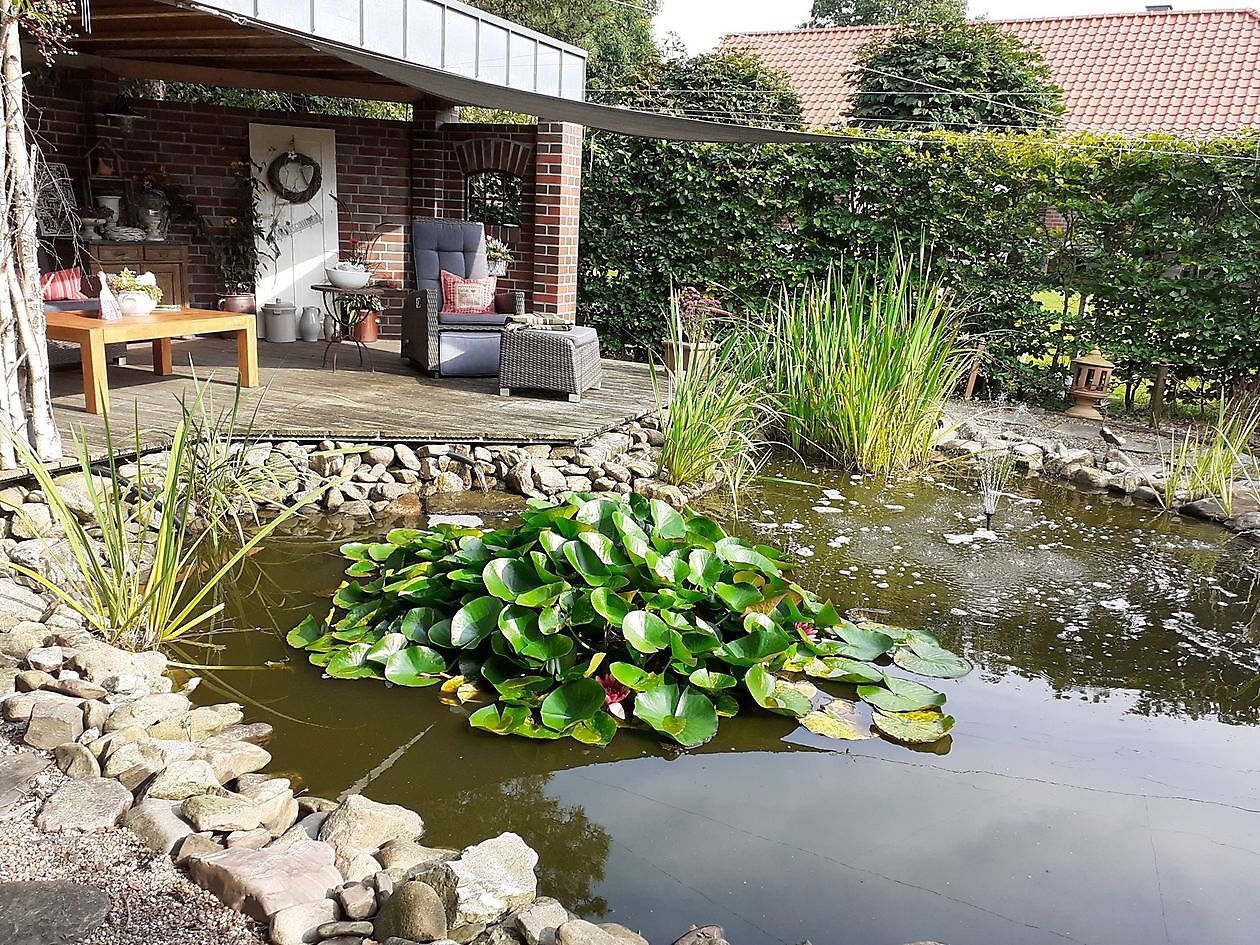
[331,194,388,273]
[486,236,513,265]
[215,161,277,294]
[674,286,725,344]
[110,268,163,303]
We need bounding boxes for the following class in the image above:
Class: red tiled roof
[726,9,1260,136]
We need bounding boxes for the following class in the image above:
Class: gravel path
[0,724,266,945]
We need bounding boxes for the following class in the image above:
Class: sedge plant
[1159,393,1260,514]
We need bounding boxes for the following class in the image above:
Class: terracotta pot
[218,294,256,314]
[352,311,380,344]
[662,339,716,375]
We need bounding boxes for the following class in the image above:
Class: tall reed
[1160,393,1260,514]
[758,256,968,473]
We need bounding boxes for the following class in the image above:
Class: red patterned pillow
[440,270,497,315]
[39,266,89,302]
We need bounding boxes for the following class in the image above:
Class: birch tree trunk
[0,0,61,467]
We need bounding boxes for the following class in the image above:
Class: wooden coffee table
[45,306,258,415]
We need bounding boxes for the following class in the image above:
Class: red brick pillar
[532,122,582,322]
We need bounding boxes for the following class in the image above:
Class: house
[726,8,1260,136]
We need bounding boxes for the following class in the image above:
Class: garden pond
[198,463,1260,945]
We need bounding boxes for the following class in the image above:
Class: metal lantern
[1066,347,1115,420]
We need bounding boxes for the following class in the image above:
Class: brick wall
[28,70,584,337]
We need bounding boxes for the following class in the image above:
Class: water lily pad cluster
[287,495,970,748]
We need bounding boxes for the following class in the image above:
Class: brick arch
[453,137,534,179]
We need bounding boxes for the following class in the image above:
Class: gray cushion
[411,219,489,297]
[437,311,511,327]
[44,299,101,313]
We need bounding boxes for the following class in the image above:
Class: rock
[0,755,50,812]
[24,645,63,673]
[0,880,112,945]
[320,920,375,938]
[103,692,190,732]
[531,465,567,496]
[193,737,272,784]
[580,433,632,466]
[378,839,455,872]
[0,620,50,658]
[1071,466,1111,490]
[388,492,424,517]
[182,793,263,832]
[0,583,45,633]
[598,924,648,945]
[141,759,221,801]
[556,920,620,945]
[10,503,54,540]
[25,695,84,749]
[513,897,569,945]
[36,777,133,832]
[368,446,397,467]
[147,703,244,741]
[432,471,465,494]
[320,794,424,862]
[239,777,299,835]
[669,927,725,945]
[632,480,685,508]
[299,795,340,815]
[270,898,340,945]
[16,670,55,692]
[474,928,527,945]
[218,721,275,746]
[3,689,78,723]
[373,880,449,943]
[337,882,378,919]
[342,849,384,884]
[227,828,273,850]
[173,832,226,866]
[188,839,343,921]
[45,677,107,700]
[276,811,330,847]
[374,869,396,900]
[100,672,141,695]
[103,738,196,791]
[124,799,195,855]
[53,741,100,779]
[414,833,537,928]
[69,643,166,684]
[394,444,423,470]
[1182,496,1229,522]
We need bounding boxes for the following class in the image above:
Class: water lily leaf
[365,632,408,664]
[579,531,623,567]
[482,560,542,603]
[340,542,372,561]
[802,656,884,684]
[469,703,530,735]
[688,668,738,691]
[345,561,376,577]
[564,541,612,586]
[399,607,439,643]
[591,588,631,628]
[367,542,397,562]
[650,500,686,540]
[745,665,812,717]
[426,618,453,648]
[609,661,661,692]
[715,628,793,666]
[835,624,896,661]
[499,606,574,661]
[872,709,955,744]
[384,646,447,686]
[541,679,606,731]
[651,551,690,586]
[801,700,873,740]
[633,683,718,747]
[857,676,947,713]
[569,711,617,746]
[686,549,724,588]
[450,596,502,648]
[326,643,378,679]
[714,538,780,576]
[481,658,553,701]
[712,692,739,717]
[286,616,323,649]
[715,582,763,613]
[892,639,972,679]
[308,651,334,667]
[623,610,670,654]
[516,581,568,608]
[612,509,652,561]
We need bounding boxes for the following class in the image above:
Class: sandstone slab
[36,777,133,832]
[124,799,195,856]
[0,880,111,945]
[270,898,340,945]
[187,839,342,921]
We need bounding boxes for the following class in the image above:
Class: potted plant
[663,286,722,374]
[328,195,387,289]
[486,235,513,277]
[213,161,277,315]
[111,268,163,316]
[340,293,384,344]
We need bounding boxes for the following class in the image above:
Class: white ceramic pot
[325,267,371,290]
[117,291,157,317]
[488,260,508,277]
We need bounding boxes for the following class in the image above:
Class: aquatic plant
[288,494,970,748]
[8,382,330,650]
[1159,394,1260,514]
[756,256,968,473]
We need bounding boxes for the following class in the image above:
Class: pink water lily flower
[795,621,819,640]
[598,675,631,720]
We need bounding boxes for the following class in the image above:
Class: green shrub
[288,494,969,748]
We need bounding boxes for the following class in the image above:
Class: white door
[249,123,339,314]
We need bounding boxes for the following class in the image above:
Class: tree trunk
[0,2,61,466]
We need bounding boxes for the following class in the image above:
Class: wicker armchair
[401,219,525,375]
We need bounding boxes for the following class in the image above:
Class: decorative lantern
[1066,348,1115,420]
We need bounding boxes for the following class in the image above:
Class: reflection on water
[206,463,1260,945]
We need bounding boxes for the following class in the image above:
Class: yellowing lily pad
[801,699,873,740]
[872,708,955,744]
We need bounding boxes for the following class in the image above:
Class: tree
[803,0,964,28]
[849,20,1063,132]
[0,0,71,467]
[469,0,661,91]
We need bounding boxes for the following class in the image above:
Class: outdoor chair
[401,219,525,377]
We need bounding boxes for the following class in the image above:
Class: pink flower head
[598,675,631,720]
[795,621,818,640]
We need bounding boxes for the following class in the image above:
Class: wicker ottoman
[499,326,602,402]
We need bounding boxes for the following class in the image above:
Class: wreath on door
[266,150,322,204]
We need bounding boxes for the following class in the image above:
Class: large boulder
[24,697,84,749]
[2,690,78,723]
[513,898,570,945]
[0,583,46,634]
[372,880,449,943]
[238,777,299,835]
[140,759,221,801]
[103,693,190,732]
[413,833,538,929]
[192,737,271,784]
[148,703,243,742]
[69,642,166,684]
[102,738,196,791]
[53,742,100,780]
[187,839,342,921]
[182,793,263,833]
[123,799,195,856]
[36,777,133,832]
[319,794,424,876]
[378,838,456,873]
[0,880,112,945]
[269,898,340,945]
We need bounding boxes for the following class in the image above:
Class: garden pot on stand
[662,339,716,375]
[352,311,380,344]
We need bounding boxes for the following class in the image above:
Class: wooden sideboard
[87,242,190,308]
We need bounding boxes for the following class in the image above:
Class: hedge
[579,129,1260,402]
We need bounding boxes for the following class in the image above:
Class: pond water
[201,464,1260,945]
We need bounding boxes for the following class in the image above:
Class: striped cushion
[440,270,497,315]
[39,266,89,302]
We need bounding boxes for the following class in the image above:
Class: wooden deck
[39,336,655,472]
